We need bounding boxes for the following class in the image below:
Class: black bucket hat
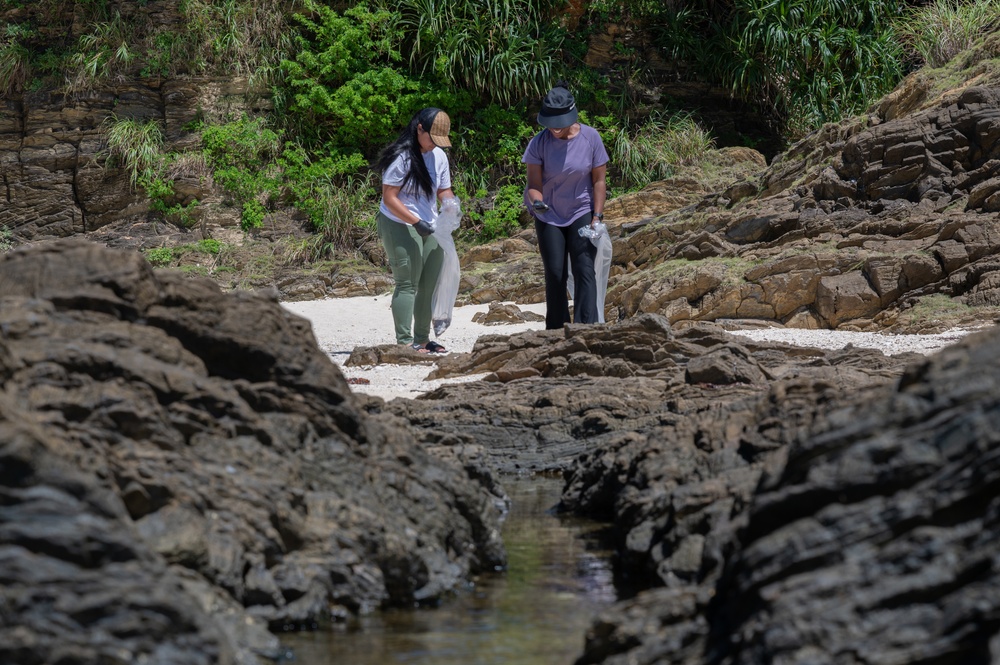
[537,84,578,128]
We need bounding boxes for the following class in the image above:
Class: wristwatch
[594,212,604,221]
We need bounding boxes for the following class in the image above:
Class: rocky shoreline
[3,238,1000,664]
[4,45,1000,663]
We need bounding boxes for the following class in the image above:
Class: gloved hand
[532,199,550,212]
[413,219,435,237]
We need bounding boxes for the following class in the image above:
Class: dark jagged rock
[366,309,1000,664]
[571,324,1000,665]
[0,239,506,661]
[0,413,275,665]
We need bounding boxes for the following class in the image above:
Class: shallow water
[280,475,617,665]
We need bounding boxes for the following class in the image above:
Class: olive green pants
[377,211,444,345]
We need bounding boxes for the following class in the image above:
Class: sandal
[424,341,448,354]
[410,343,431,354]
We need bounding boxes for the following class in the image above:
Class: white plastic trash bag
[431,197,462,336]
[568,222,612,323]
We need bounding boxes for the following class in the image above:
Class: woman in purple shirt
[522,82,609,329]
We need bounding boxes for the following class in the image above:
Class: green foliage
[0,226,14,253]
[103,117,163,189]
[66,11,136,91]
[241,200,267,230]
[144,239,224,268]
[722,0,905,133]
[460,104,535,181]
[196,238,221,255]
[479,184,525,240]
[282,1,415,148]
[202,115,280,171]
[180,0,292,84]
[591,112,716,190]
[279,143,376,251]
[0,24,33,92]
[640,0,906,135]
[390,0,564,106]
[6,0,291,92]
[145,247,174,267]
[202,115,281,231]
[102,116,206,226]
[895,0,1000,68]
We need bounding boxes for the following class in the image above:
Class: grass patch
[0,226,17,253]
[143,239,225,268]
[593,112,716,192]
[904,293,972,321]
[895,0,1000,68]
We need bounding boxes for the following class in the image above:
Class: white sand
[282,296,980,401]
[282,296,549,401]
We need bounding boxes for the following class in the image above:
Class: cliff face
[0,0,275,240]
[0,77,261,239]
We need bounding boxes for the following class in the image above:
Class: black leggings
[535,213,598,329]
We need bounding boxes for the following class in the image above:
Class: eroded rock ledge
[0,239,506,664]
[568,324,1000,665]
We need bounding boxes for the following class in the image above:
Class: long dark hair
[375,108,442,199]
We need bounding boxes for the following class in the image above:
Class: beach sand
[282,296,978,401]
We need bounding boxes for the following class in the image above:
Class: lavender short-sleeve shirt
[522,123,609,227]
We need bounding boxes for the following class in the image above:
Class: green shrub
[390,0,562,106]
[64,11,139,91]
[0,226,15,253]
[462,104,535,181]
[196,238,222,255]
[722,0,905,132]
[145,247,174,267]
[479,184,525,240]
[201,115,281,230]
[241,200,267,230]
[283,2,411,148]
[103,117,163,189]
[278,143,376,251]
[102,117,205,226]
[0,29,32,92]
[181,0,292,83]
[144,240,224,268]
[641,0,905,136]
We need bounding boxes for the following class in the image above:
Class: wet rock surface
[0,239,506,664]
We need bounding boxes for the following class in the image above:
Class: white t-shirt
[379,147,451,225]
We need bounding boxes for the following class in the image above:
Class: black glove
[413,219,435,237]
[532,199,550,212]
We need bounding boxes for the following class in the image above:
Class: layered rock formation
[375,297,1000,664]
[5,9,1000,665]
[569,324,1000,665]
[603,81,1000,331]
[0,239,506,663]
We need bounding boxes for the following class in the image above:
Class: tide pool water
[280,475,618,665]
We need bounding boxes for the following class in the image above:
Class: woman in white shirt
[375,107,456,353]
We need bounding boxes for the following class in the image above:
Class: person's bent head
[537,82,578,134]
[417,107,451,148]
[377,107,452,198]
